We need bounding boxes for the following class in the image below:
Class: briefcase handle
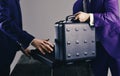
[66,15,81,23]
[66,15,75,21]
[66,15,94,27]
[56,15,92,24]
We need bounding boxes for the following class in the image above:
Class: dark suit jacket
[0,0,34,69]
[73,0,120,59]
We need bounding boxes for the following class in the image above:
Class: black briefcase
[55,15,96,61]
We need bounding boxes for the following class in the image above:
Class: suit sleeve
[94,0,119,27]
[0,1,35,49]
[73,0,83,14]
[73,0,120,28]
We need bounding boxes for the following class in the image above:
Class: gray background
[21,0,75,42]
[11,0,120,75]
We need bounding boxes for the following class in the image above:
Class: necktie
[83,0,91,13]
[83,0,87,12]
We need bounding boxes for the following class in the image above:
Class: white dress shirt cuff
[89,13,94,26]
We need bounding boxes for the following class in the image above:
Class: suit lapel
[10,0,22,28]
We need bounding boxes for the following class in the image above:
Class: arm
[94,0,119,27]
[0,1,53,55]
[0,1,34,49]
[73,0,119,28]
[73,0,83,14]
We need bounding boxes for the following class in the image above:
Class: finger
[42,43,53,52]
[24,48,31,56]
[38,47,46,55]
[36,43,46,54]
[42,43,53,53]
[75,15,79,20]
[43,39,54,48]
[74,12,81,16]
[44,41,54,48]
[40,43,52,53]
[44,39,54,47]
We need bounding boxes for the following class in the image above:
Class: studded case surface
[55,23,96,61]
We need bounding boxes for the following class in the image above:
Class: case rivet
[68,54,71,57]
[84,52,88,55]
[76,53,80,56]
[66,28,70,32]
[84,40,87,43]
[76,40,79,44]
[67,41,71,45]
[75,28,79,31]
[83,28,87,31]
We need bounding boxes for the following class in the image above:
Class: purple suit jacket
[73,0,120,59]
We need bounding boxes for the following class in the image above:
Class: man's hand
[30,39,54,54]
[75,11,90,22]
[24,48,31,56]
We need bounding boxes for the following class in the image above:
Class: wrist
[31,38,36,46]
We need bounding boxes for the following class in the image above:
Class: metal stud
[76,53,80,56]
[66,28,70,32]
[92,51,95,55]
[76,40,79,44]
[92,40,95,43]
[67,41,71,45]
[84,40,87,43]
[68,54,71,57]
[83,28,87,31]
[84,52,88,55]
[75,28,79,31]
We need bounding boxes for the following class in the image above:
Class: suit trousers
[90,42,120,76]
[0,32,18,76]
